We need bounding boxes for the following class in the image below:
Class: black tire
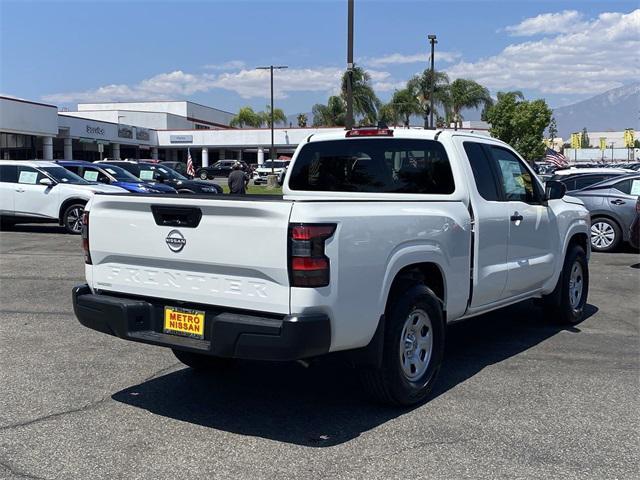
[62,203,85,235]
[199,170,209,180]
[172,349,234,371]
[542,245,589,324]
[360,285,445,406]
[0,217,15,231]
[590,217,621,252]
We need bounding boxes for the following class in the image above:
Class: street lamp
[428,34,437,129]
[256,65,288,174]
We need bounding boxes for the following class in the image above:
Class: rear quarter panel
[289,201,471,352]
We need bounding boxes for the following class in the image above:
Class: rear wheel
[590,217,621,252]
[172,349,235,371]
[199,170,208,180]
[62,203,85,234]
[360,285,444,406]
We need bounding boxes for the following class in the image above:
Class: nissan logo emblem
[165,230,186,253]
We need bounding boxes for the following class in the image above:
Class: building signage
[136,128,150,141]
[118,126,133,139]
[170,135,193,144]
[86,125,105,136]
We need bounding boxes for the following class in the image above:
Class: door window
[612,178,640,195]
[574,175,605,190]
[463,142,500,201]
[0,165,18,183]
[17,166,46,185]
[489,146,541,203]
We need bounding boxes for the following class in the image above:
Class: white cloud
[505,10,585,36]
[447,9,640,95]
[365,51,461,67]
[202,60,246,71]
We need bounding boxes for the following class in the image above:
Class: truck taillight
[81,211,92,265]
[289,223,336,287]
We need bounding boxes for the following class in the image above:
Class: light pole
[256,65,288,174]
[428,34,437,129]
[345,0,354,129]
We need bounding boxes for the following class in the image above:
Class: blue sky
[1,0,638,115]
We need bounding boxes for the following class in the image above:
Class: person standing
[228,162,248,195]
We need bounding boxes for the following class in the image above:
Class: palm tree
[230,106,262,128]
[445,78,492,130]
[390,88,420,127]
[407,69,450,129]
[340,66,380,125]
[259,105,287,127]
[296,113,308,128]
[312,96,346,127]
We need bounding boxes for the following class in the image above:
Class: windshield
[41,166,90,184]
[262,161,288,168]
[138,165,187,181]
[101,165,141,182]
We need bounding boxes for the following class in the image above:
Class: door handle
[611,199,625,205]
[510,213,524,222]
[15,188,25,193]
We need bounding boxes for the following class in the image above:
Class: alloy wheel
[590,221,615,249]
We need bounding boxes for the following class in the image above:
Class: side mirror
[545,180,566,200]
[39,178,54,186]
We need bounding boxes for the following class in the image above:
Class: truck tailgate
[87,194,293,314]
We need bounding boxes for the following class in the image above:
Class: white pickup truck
[74,128,590,405]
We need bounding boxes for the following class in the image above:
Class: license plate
[163,306,205,339]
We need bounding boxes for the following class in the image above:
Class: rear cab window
[288,138,455,194]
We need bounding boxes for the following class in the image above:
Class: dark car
[630,197,640,249]
[196,160,251,180]
[99,161,222,195]
[58,161,177,194]
[569,173,640,252]
[550,169,632,193]
[160,161,191,178]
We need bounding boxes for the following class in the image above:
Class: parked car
[99,161,222,195]
[0,160,126,234]
[569,173,640,252]
[160,161,191,178]
[74,128,590,406]
[549,168,633,192]
[196,160,251,180]
[58,161,177,194]
[253,160,289,184]
[629,197,640,249]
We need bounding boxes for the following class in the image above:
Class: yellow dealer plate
[163,306,205,339]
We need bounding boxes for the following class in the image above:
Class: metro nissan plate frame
[163,306,205,339]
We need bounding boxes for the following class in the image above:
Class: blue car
[57,161,177,194]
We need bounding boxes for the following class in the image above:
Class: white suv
[0,160,126,234]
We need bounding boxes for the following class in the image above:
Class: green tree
[312,96,346,127]
[388,88,420,127]
[444,78,492,130]
[340,66,380,125]
[296,113,308,128]
[230,106,262,128]
[378,102,401,127]
[259,105,287,127]
[406,69,450,128]
[548,116,558,145]
[485,92,552,162]
[580,127,591,148]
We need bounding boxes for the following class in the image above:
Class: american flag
[186,148,195,177]
[545,148,569,168]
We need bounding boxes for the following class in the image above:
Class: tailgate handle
[151,206,202,228]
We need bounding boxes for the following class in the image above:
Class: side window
[489,146,540,203]
[574,175,603,190]
[463,142,500,201]
[563,178,577,191]
[83,168,109,183]
[611,179,639,195]
[0,165,18,183]
[17,166,46,185]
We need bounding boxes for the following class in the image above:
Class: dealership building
[0,96,343,166]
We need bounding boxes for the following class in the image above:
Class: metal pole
[345,0,354,129]
[428,35,437,129]
[270,65,274,174]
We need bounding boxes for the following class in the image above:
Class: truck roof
[305,128,496,145]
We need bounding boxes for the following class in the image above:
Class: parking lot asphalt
[0,225,638,480]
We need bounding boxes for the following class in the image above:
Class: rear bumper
[72,284,330,361]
